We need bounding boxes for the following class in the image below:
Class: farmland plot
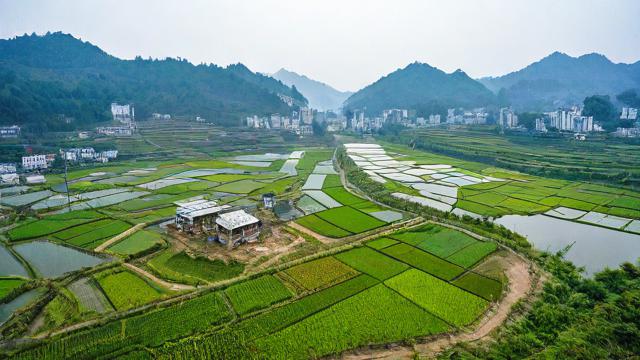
[382,243,465,280]
[335,247,408,280]
[386,269,488,326]
[107,230,164,256]
[446,241,498,268]
[225,275,293,315]
[67,277,113,313]
[95,270,163,311]
[315,206,386,233]
[294,215,352,238]
[254,284,449,359]
[452,272,503,301]
[283,257,358,291]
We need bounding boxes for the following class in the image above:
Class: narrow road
[122,263,195,291]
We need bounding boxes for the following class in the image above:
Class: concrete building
[175,199,231,234]
[152,113,171,120]
[262,193,275,209]
[270,114,282,129]
[1,173,19,185]
[22,155,47,170]
[535,118,547,132]
[0,163,17,174]
[96,126,134,136]
[499,108,518,128]
[111,103,135,124]
[215,210,261,249]
[25,174,46,184]
[621,107,638,121]
[0,125,21,138]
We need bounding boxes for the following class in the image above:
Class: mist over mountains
[271,68,352,111]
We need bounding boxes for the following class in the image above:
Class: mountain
[0,32,305,131]
[479,52,640,110]
[343,62,498,116]
[271,68,352,111]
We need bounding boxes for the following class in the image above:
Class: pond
[0,288,45,325]
[495,214,640,276]
[274,200,303,221]
[0,245,29,278]
[13,241,111,278]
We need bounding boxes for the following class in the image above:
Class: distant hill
[0,32,306,131]
[272,68,352,111]
[343,62,498,116]
[479,52,640,110]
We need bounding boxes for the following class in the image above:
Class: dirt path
[288,221,335,244]
[123,263,195,291]
[339,251,534,359]
[94,223,146,252]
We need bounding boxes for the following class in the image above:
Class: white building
[22,155,47,170]
[96,126,134,136]
[0,125,21,138]
[0,163,17,174]
[270,114,282,129]
[499,108,518,128]
[621,107,638,121]
[535,118,547,132]
[1,173,19,185]
[111,103,135,124]
[215,210,261,249]
[25,174,46,184]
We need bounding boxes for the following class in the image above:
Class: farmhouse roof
[216,210,260,230]
[176,200,230,220]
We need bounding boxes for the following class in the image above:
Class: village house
[175,199,231,234]
[215,210,262,249]
[22,155,47,171]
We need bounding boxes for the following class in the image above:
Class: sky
[1,0,639,92]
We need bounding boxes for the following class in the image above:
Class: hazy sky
[1,0,639,91]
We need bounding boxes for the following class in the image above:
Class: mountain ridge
[0,32,305,130]
[271,68,352,110]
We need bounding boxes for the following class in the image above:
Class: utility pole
[62,148,71,211]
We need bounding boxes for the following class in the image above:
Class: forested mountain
[272,68,352,111]
[0,32,305,131]
[343,62,498,116]
[479,52,640,111]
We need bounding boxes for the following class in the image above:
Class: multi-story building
[270,114,282,129]
[546,107,593,132]
[0,125,20,138]
[22,155,47,170]
[499,108,518,128]
[111,103,135,124]
[300,107,313,125]
[535,118,547,132]
[621,107,638,121]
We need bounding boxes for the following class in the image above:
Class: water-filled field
[13,241,110,278]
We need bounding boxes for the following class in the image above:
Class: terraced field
[4,224,503,359]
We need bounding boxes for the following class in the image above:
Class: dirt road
[123,263,195,291]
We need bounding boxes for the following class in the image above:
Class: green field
[225,275,293,315]
[295,214,353,238]
[335,247,408,281]
[254,284,450,359]
[283,257,358,291]
[8,210,105,241]
[386,269,488,326]
[366,237,399,249]
[107,230,164,256]
[447,241,498,268]
[391,224,478,258]
[147,250,244,285]
[315,206,386,233]
[213,179,266,194]
[95,270,164,310]
[382,243,465,281]
[0,278,26,300]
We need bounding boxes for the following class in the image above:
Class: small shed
[262,193,275,209]
[175,199,230,234]
[215,210,261,249]
[25,175,46,184]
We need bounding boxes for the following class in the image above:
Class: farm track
[122,263,195,291]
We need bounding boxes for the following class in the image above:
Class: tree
[582,95,617,131]
[311,119,326,136]
[616,89,640,108]
[517,112,541,130]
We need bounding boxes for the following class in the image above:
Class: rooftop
[177,199,231,220]
[216,210,260,230]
